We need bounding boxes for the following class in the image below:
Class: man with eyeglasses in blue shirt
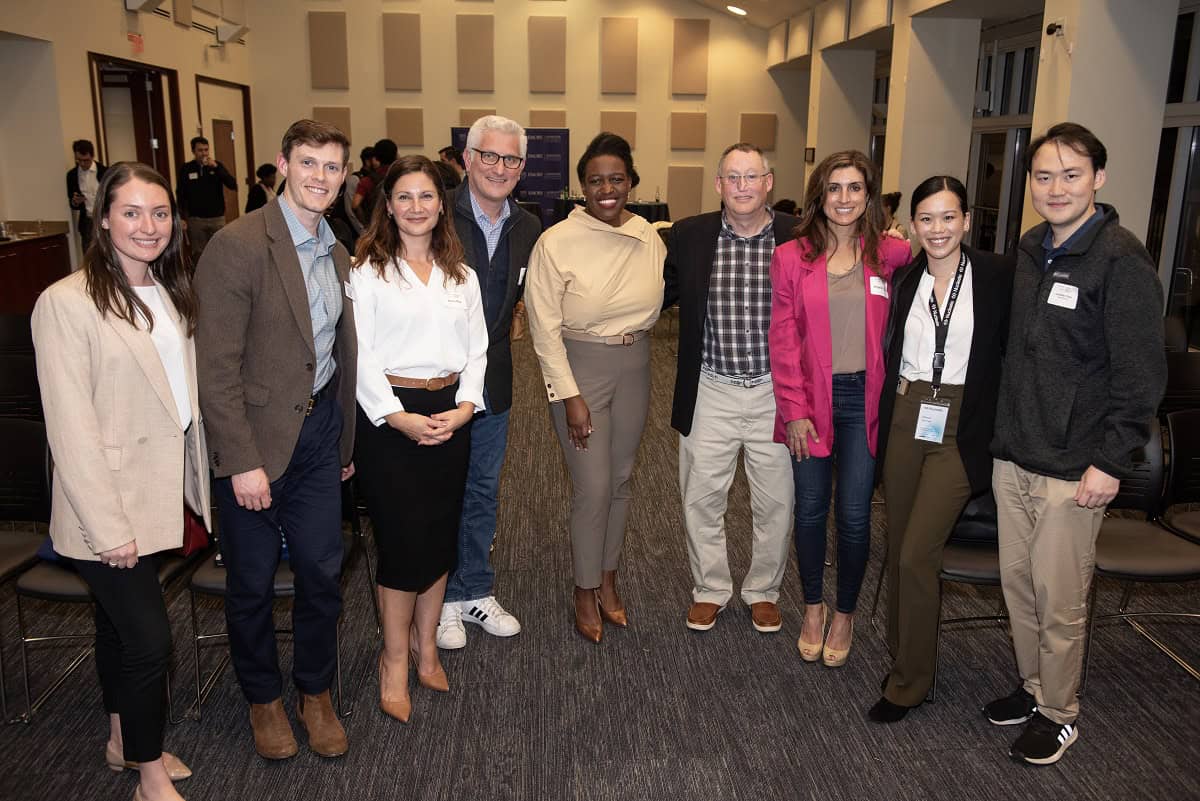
[436,115,542,651]
[663,143,798,634]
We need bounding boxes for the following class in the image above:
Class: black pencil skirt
[354,383,472,591]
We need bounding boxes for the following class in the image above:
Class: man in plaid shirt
[663,143,799,633]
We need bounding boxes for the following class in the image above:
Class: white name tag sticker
[343,281,355,301]
[188,172,199,180]
[1048,282,1079,310]
[518,267,527,285]
[915,400,950,443]
[445,292,466,308]
[869,275,888,298]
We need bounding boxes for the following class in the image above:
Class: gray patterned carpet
[2,324,1199,801]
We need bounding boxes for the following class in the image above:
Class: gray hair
[718,142,770,175]
[465,115,528,159]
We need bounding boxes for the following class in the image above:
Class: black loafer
[868,696,913,723]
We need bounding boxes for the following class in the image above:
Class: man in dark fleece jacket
[986,123,1166,766]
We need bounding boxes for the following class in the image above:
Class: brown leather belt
[387,372,459,391]
[560,328,650,346]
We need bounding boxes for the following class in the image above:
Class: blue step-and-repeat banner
[452,127,569,229]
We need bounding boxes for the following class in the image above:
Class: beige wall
[198,79,250,214]
[246,0,809,214]
[0,35,65,224]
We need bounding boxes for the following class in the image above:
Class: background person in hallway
[245,163,277,213]
[350,155,487,721]
[33,162,209,801]
[353,138,398,226]
[986,122,1166,766]
[525,132,665,644]
[66,139,107,251]
[769,150,911,668]
[437,115,541,651]
[176,136,236,264]
[663,142,798,635]
[869,176,1013,723]
[195,119,357,762]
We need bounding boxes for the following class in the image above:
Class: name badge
[343,281,355,301]
[915,399,951,444]
[188,172,199,180]
[518,267,527,285]
[445,291,466,308]
[869,275,888,298]
[1048,282,1078,310]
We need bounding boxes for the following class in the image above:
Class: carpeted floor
[2,324,1199,801]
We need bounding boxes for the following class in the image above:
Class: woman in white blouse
[525,133,665,643]
[32,162,209,801]
[349,156,487,722]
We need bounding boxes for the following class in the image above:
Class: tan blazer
[31,271,212,560]
[194,197,357,481]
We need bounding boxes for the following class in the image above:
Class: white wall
[0,34,67,224]
[101,84,139,163]
[198,80,250,213]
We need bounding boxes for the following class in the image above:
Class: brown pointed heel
[574,587,603,643]
[597,597,628,627]
[410,641,450,692]
[378,654,412,722]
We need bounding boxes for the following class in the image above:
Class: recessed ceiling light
[727,5,748,16]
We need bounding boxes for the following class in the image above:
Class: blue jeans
[444,406,510,603]
[791,372,875,613]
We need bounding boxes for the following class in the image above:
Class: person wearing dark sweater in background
[245,163,277,213]
[177,135,237,263]
[985,122,1166,766]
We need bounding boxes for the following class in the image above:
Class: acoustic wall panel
[386,108,424,147]
[668,165,705,220]
[787,12,813,60]
[313,107,352,144]
[173,0,192,27]
[528,17,566,93]
[670,112,706,150]
[529,109,567,127]
[222,0,246,24]
[740,113,778,151]
[671,19,709,95]
[599,111,637,149]
[600,18,638,94]
[460,108,496,126]
[456,15,495,92]
[383,13,422,91]
[192,0,219,15]
[309,12,349,90]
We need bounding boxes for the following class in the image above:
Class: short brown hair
[280,119,350,164]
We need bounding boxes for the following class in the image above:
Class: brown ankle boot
[297,690,348,758]
[249,698,298,760]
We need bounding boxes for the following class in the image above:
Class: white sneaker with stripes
[460,596,521,637]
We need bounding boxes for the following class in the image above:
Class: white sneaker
[436,602,467,650]
[460,596,521,637]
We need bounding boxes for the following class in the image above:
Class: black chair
[0,314,33,355]
[1159,352,1200,419]
[1162,409,1200,543]
[0,418,51,722]
[186,480,376,721]
[1082,420,1200,689]
[0,352,42,422]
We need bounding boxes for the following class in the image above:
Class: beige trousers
[993,459,1105,724]
[679,373,794,606]
[550,337,650,588]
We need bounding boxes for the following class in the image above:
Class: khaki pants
[187,215,226,264]
[993,459,1105,724]
[679,372,793,606]
[881,382,972,706]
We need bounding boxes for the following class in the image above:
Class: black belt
[306,382,332,416]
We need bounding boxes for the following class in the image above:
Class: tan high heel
[797,604,827,662]
[105,741,192,781]
[574,587,603,643]
[410,640,450,692]
[822,617,854,668]
[378,653,412,722]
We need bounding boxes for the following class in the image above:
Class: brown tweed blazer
[194,198,357,481]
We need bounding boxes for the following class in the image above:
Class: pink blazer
[768,235,912,458]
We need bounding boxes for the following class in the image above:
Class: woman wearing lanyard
[32,162,209,801]
[869,176,1013,722]
[350,156,487,722]
[769,150,911,667]
[525,132,665,643]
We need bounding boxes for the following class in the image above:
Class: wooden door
[212,119,239,223]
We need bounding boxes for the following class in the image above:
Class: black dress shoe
[868,696,912,723]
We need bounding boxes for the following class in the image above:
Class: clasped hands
[385,402,475,446]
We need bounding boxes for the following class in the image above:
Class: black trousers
[214,391,344,704]
[74,555,171,763]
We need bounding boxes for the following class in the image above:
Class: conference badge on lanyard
[915,252,966,444]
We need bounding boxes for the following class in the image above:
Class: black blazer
[663,210,799,436]
[876,244,1015,494]
[66,163,108,236]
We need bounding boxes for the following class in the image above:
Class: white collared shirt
[78,163,99,211]
[350,257,489,426]
[899,260,975,386]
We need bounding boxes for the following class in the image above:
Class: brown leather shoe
[249,698,298,760]
[574,587,602,643]
[750,601,783,633]
[296,691,348,758]
[686,602,723,631]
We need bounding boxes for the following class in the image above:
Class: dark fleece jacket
[991,204,1166,481]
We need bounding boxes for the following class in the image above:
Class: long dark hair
[83,161,195,335]
[353,156,467,285]
[792,150,885,275]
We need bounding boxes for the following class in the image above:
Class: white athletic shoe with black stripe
[460,596,521,637]
[1009,712,1078,765]
[436,603,467,650]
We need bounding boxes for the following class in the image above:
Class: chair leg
[870,535,888,622]
[930,579,943,704]
[1080,579,1099,696]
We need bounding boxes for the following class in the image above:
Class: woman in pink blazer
[768,150,911,667]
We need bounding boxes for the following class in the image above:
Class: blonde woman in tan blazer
[32,162,209,801]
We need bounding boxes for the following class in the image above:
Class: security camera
[1046,21,1063,37]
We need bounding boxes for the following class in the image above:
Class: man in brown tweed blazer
[195,119,357,762]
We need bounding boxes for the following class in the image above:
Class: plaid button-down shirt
[701,210,776,377]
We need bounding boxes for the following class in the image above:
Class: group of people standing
[33,113,1165,801]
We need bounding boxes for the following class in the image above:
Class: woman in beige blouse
[526,132,665,643]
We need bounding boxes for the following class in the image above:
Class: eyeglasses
[718,173,766,186]
[471,148,524,169]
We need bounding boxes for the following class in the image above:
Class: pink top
[768,235,912,458]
